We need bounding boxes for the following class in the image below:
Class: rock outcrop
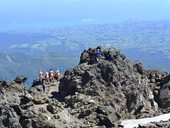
[59,47,159,126]
[0,47,169,128]
[143,70,168,108]
[14,75,27,84]
[158,74,170,108]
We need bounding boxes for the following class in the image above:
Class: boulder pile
[0,47,169,128]
[59,47,159,126]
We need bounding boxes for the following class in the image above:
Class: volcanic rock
[14,75,27,84]
[158,74,170,108]
[59,47,158,126]
[0,46,169,128]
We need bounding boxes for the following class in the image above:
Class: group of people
[39,68,60,91]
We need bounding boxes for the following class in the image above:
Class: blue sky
[0,0,170,30]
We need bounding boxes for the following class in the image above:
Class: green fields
[1,20,170,84]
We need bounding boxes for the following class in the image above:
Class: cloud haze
[0,0,169,30]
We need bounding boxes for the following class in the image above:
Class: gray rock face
[0,80,59,128]
[158,74,170,108]
[0,47,168,128]
[59,47,158,125]
[0,105,22,128]
[0,81,24,128]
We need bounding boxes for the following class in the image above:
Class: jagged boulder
[0,80,7,87]
[158,74,170,108]
[143,70,168,107]
[59,47,158,125]
[14,75,27,84]
[0,105,22,128]
[133,62,144,75]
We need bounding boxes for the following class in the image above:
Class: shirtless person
[45,71,50,84]
[54,68,60,82]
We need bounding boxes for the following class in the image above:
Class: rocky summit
[0,47,170,128]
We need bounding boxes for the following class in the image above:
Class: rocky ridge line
[0,47,170,128]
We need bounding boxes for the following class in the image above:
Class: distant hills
[1,20,170,85]
[0,52,79,85]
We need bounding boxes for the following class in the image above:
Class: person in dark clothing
[39,70,45,92]
[54,68,60,82]
[41,79,45,92]
[95,48,101,62]
[49,69,54,83]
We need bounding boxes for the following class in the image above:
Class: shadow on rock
[49,91,65,102]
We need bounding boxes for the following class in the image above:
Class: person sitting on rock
[54,68,60,82]
[95,48,101,62]
[49,69,54,83]
[39,70,45,92]
[45,71,50,84]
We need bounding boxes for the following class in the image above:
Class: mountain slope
[0,52,79,85]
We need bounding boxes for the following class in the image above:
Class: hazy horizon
[1,0,170,30]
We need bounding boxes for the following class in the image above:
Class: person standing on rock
[95,48,101,62]
[39,70,45,92]
[45,71,50,84]
[54,68,60,82]
[39,70,43,83]
[49,69,54,83]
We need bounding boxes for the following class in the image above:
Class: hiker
[39,70,45,92]
[45,71,50,84]
[49,69,54,83]
[54,68,60,82]
[95,48,101,62]
[39,70,43,84]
